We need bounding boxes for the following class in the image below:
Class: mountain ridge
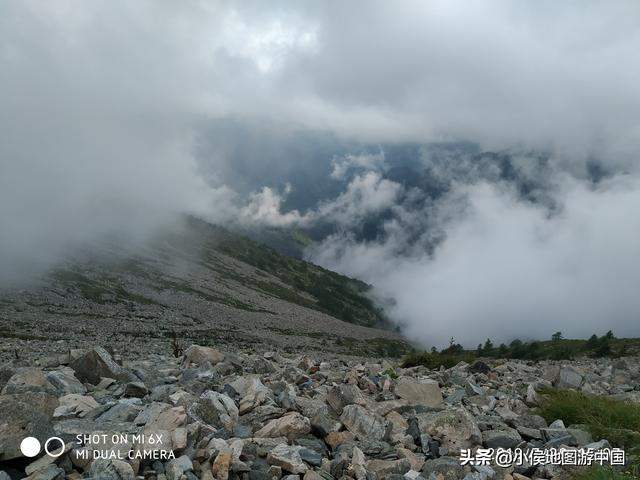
[0,216,410,362]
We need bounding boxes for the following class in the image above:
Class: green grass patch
[537,389,640,450]
[382,368,399,379]
[538,389,640,477]
[570,465,638,480]
[401,351,475,369]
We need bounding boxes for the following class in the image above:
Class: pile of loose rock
[0,345,637,480]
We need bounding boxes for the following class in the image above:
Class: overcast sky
[2,1,640,345]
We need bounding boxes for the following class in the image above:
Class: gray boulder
[89,459,135,480]
[366,459,412,480]
[25,464,64,480]
[394,377,443,408]
[166,455,194,480]
[465,380,485,397]
[416,408,481,452]
[421,457,466,480]
[340,404,387,441]
[123,381,149,398]
[198,390,239,431]
[326,384,365,414]
[267,444,308,474]
[1,368,56,394]
[482,428,522,448]
[95,399,142,423]
[69,347,134,385]
[555,366,583,389]
[0,392,57,460]
[45,368,86,395]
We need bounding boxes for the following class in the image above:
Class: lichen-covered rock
[212,449,233,480]
[366,458,412,480]
[421,457,466,480]
[326,384,365,414]
[482,427,522,448]
[1,368,56,394]
[69,347,134,385]
[54,393,99,417]
[88,459,135,480]
[416,408,481,451]
[254,412,311,440]
[394,377,443,408]
[555,366,583,389]
[0,392,57,460]
[197,390,239,431]
[266,444,308,474]
[340,404,387,441]
[166,455,194,480]
[46,368,86,395]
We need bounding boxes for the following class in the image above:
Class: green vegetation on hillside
[51,268,271,313]
[51,270,162,306]
[188,217,389,328]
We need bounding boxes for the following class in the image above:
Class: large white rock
[199,391,239,431]
[55,393,99,418]
[254,412,311,440]
[416,408,481,451]
[394,377,443,407]
[555,366,583,389]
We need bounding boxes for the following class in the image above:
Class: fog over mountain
[2,1,640,346]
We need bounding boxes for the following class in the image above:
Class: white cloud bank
[309,174,640,347]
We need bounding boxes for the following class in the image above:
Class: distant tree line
[402,330,626,369]
[475,330,618,360]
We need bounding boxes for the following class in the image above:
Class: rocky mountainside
[0,217,409,363]
[0,345,638,480]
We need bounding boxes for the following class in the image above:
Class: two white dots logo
[20,437,65,458]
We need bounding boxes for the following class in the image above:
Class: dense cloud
[2,1,640,344]
[0,2,217,282]
[309,175,640,347]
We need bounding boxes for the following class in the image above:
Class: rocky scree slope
[0,217,408,362]
[0,344,638,479]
